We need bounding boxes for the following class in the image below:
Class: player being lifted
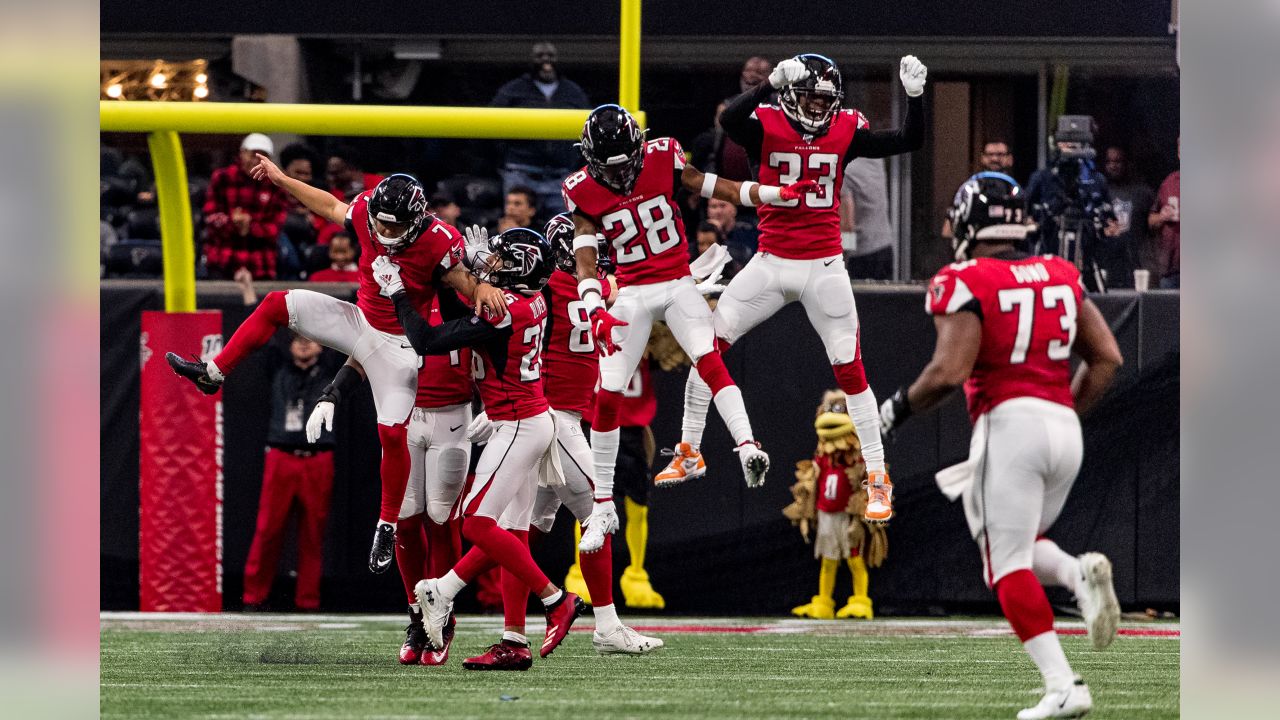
[565,104,818,550]
[166,154,507,575]
[663,54,928,525]
[879,175,1123,719]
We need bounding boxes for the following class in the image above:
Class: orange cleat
[654,443,706,487]
[863,470,894,524]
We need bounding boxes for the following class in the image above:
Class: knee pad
[427,447,470,524]
[593,390,623,432]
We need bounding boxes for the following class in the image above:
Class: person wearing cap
[202,133,290,279]
[489,41,591,219]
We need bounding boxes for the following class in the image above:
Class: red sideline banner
[139,311,223,612]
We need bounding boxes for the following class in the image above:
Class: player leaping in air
[663,54,928,525]
[563,104,819,552]
[878,174,1123,719]
[166,155,507,576]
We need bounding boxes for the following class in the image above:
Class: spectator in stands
[1102,146,1156,287]
[490,41,591,216]
[326,144,384,202]
[840,157,895,280]
[307,231,360,283]
[429,192,462,229]
[202,133,290,280]
[942,139,1017,241]
[739,56,773,93]
[691,99,754,183]
[496,186,538,232]
[695,221,724,258]
[706,196,758,266]
[1149,141,1180,288]
[235,270,340,612]
[278,142,327,279]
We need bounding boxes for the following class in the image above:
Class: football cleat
[369,522,396,574]
[593,625,664,655]
[1076,553,1120,651]
[579,501,619,554]
[421,614,456,666]
[462,640,533,671]
[791,595,836,620]
[1016,678,1092,719]
[654,443,706,487]
[735,441,770,488]
[399,607,428,665]
[413,578,454,651]
[619,567,665,609]
[165,352,222,395]
[863,470,894,523]
[540,592,586,658]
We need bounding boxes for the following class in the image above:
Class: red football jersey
[755,106,868,260]
[347,190,465,335]
[416,299,475,409]
[475,291,549,422]
[561,138,691,288]
[814,454,854,514]
[927,255,1085,422]
[617,360,657,428]
[541,270,610,415]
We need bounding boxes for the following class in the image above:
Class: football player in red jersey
[466,214,663,657]
[669,54,928,524]
[374,228,585,668]
[166,155,508,576]
[564,104,818,552]
[302,299,475,665]
[878,175,1124,720]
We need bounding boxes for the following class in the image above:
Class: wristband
[700,172,719,199]
[322,364,363,405]
[577,277,605,314]
[757,184,783,205]
[739,181,759,207]
[572,234,599,253]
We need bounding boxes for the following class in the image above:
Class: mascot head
[815,390,856,442]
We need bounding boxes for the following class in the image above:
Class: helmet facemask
[579,104,646,195]
[780,57,843,135]
[470,229,552,295]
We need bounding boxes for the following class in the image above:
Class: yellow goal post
[100,0,643,311]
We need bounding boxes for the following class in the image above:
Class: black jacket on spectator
[266,345,341,451]
[490,73,591,171]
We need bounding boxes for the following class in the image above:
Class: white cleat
[735,442,770,488]
[413,578,453,650]
[1076,552,1120,650]
[1016,678,1092,719]
[579,500,620,553]
[592,625,664,655]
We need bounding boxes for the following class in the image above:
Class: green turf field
[100,614,1179,719]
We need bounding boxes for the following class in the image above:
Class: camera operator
[1025,116,1121,292]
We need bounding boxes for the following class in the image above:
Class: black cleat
[369,522,396,574]
[165,352,222,395]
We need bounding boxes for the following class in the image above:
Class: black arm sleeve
[843,96,925,164]
[392,291,503,355]
[319,364,363,405]
[719,82,774,159]
[435,286,473,322]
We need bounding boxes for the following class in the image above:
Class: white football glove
[695,282,726,297]
[465,411,494,444]
[899,55,927,98]
[768,57,810,89]
[371,255,404,297]
[578,499,620,553]
[306,400,334,444]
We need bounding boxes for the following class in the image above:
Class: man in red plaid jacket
[203,133,290,279]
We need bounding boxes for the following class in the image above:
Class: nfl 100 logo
[200,334,224,363]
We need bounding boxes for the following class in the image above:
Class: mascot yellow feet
[836,595,874,619]
[563,562,590,604]
[791,595,836,619]
[620,566,665,609]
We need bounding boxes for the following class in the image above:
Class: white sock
[541,589,564,607]
[1023,631,1075,690]
[1033,539,1081,594]
[206,359,225,382]
[437,570,466,601]
[712,386,754,446]
[846,387,885,472]
[682,370,712,448]
[593,603,622,634]
[590,428,621,497]
[502,630,528,646]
